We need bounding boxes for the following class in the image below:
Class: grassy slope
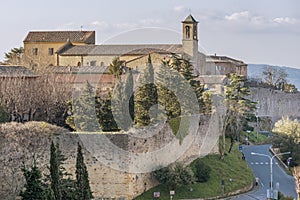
[135,140,254,200]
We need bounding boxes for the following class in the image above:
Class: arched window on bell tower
[185,25,190,39]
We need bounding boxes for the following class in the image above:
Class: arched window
[77,61,81,66]
[185,26,190,39]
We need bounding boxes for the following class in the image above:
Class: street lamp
[251,151,290,199]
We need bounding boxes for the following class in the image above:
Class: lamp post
[251,151,290,199]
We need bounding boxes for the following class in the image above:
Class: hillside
[248,64,300,90]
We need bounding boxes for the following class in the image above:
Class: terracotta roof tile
[59,44,182,56]
[24,31,95,44]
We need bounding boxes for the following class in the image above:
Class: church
[23,14,246,75]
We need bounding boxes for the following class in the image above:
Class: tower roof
[182,14,198,23]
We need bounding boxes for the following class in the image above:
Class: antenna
[80,25,83,31]
[188,8,192,14]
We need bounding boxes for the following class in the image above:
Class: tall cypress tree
[66,81,99,132]
[134,55,158,126]
[75,143,93,200]
[50,141,61,200]
[20,160,46,200]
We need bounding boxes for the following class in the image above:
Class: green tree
[0,103,9,123]
[134,55,158,126]
[50,141,61,200]
[49,140,74,200]
[97,93,119,131]
[153,162,195,190]
[66,81,99,132]
[19,160,46,200]
[75,143,93,200]
[192,159,211,182]
[108,57,124,78]
[111,70,134,130]
[221,74,256,157]
[156,61,181,120]
[273,117,300,138]
[4,47,24,65]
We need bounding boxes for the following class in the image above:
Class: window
[90,60,96,66]
[33,48,38,56]
[185,26,190,39]
[48,48,54,55]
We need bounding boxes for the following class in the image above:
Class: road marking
[255,162,259,164]
[260,162,264,164]
[265,162,268,164]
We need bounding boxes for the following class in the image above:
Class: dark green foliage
[272,134,300,167]
[97,94,119,131]
[156,62,181,119]
[135,55,158,126]
[75,143,93,200]
[66,81,99,132]
[4,46,24,65]
[49,140,74,200]
[108,57,125,78]
[153,162,195,190]
[278,191,294,200]
[19,161,46,200]
[192,159,211,182]
[0,103,9,123]
[224,74,257,153]
[50,141,61,200]
[111,71,134,130]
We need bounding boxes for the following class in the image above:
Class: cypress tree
[75,143,93,200]
[19,160,46,200]
[66,81,99,132]
[50,141,61,200]
[135,55,158,126]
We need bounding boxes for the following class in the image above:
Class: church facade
[22,14,247,78]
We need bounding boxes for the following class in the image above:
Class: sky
[1,0,300,68]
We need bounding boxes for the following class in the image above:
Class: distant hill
[247,64,300,90]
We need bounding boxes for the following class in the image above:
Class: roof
[206,55,246,66]
[46,66,108,74]
[182,14,198,23]
[23,31,95,44]
[59,44,182,56]
[0,66,37,77]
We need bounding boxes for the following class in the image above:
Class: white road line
[265,162,268,164]
[255,162,259,164]
[260,162,264,164]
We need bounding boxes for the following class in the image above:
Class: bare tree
[262,66,288,90]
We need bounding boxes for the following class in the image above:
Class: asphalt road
[230,144,297,200]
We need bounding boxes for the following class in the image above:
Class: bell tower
[182,14,199,74]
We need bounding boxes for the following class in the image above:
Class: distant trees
[0,103,8,123]
[262,66,289,91]
[0,73,72,126]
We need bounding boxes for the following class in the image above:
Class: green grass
[134,140,254,200]
[240,131,270,144]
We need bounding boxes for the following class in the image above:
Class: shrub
[193,159,211,182]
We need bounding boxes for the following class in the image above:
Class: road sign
[154,192,160,198]
[221,179,225,186]
[170,190,175,195]
[239,145,242,151]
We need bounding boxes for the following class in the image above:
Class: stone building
[22,14,247,92]
[23,31,95,67]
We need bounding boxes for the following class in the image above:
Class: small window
[90,60,96,66]
[33,48,38,56]
[48,48,54,55]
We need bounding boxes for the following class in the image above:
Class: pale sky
[1,0,299,68]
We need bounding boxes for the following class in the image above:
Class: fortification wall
[249,87,300,121]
